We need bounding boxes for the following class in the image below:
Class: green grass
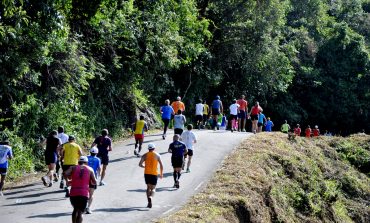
[158,133,370,223]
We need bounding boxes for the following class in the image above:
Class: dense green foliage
[0,0,369,177]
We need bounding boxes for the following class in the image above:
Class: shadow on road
[27,212,70,218]
[6,183,38,190]
[94,207,148,212]
[4,197,65,206]
[109,155,140,163]
[125,138,164,146]
[6,189,65,200]
[4,187,43,196]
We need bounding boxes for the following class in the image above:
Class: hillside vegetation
[1,1,369,178]
[160,134,370,223]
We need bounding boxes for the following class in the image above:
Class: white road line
[194,181,204,191]
[163,207,176,215]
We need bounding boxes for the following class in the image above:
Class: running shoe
[85,208,92,214]
[59,180,64,189]
[176,181,180,189]
[147,197,152,208]
[242,129,246,132]
[99,181,106,186]
[134,149,138,156]
[0,191,3,196]
[65,188,70,197]
[41,176,48,187]
[48,182,53,187]
[162,135,165,140]
[53,173,59,182]
[186,168,190,173]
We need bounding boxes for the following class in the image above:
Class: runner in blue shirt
[86,147,101,214]
[0,140,13,196]
[160,99,175,140]
[168,135,187,188]
[257,112,267,133]
[265,117,274,132]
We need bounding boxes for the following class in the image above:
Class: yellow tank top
[134,120,146,135]
[203,104,209,115]
[144,151,158,175]
[63,142,81,165]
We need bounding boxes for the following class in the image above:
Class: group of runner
[281,122,321,137]
[159,95,276,135]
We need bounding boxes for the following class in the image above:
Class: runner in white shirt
[195,99,204,130]
[181,124,197,173]
[229,99,240,132]
[56,126,69,185]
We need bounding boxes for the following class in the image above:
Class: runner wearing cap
[0,140,13,196]
[139,143,163,208]
[210,96,223,130]
[61,135,82,197]
[313,125,320,137]
[132,116,148,157]
[91,129,112,186]
[64,156,96,223]
[86,147,101,214]
[168,134,187,188]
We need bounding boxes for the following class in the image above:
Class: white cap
[90,147,98,154]
[148,143,156,150]
[315,125,318,128]
[79,156,88,163]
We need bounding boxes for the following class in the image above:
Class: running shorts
[162,119,170,127]
[174,128,183,135]
[230,115,237,120]
[134,134,144,140]
[70,196,88,212]
[212,108,220,115]
[238,110,247,119]
[97,154,109,165]
[171,156,184,168]
[144,174,158,185]
[45,152,57,165]
[203,114,209,122]
[258,122,263,127]
[0,168,8,176]
[187,149,193,156]
[250,114,258,121]
[196,115,203,123]
[62,165,74,172]
[89,184,97,189]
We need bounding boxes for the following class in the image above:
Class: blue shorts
[45,152,57,165]
[238,110,247,119]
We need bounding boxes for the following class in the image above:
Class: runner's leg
[100,165,107,183]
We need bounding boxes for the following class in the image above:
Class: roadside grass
[158,133,370,223]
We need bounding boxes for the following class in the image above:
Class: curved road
[0,130,250,223]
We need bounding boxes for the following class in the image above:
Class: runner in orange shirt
[236,95,248,132]
[171,96,185,128]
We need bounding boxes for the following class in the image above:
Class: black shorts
[250,114,258,121]
[174,128,183,135]
[70,196,88,212]
[171,156,184,168]
[0,168,8,176]
[45,152,57,165]
[97,154,109,165]
[212,108,220,115]
[258,122,263,127]
[162,119,170,127]
[195,115,203,123]
[62,165,74,172]
[187,149,193,156]
[238,110,247,119]
[230,115,237,120]
[203,114,209,122]
[89,184,97,189]
[144,174,158,185]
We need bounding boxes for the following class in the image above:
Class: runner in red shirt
[236,95,248,132]
[249,101,262,134]
[305,125,312,138]
[313,125,320,137]
[294,124,301,136]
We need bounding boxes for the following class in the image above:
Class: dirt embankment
[159,133,370,223]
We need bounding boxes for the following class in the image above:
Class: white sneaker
[0,191,3,196]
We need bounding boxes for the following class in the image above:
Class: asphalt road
[0,129,250,223]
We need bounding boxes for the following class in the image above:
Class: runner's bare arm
[158,156,164,179]
[139,154,146,168]
[220,101,224,114]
